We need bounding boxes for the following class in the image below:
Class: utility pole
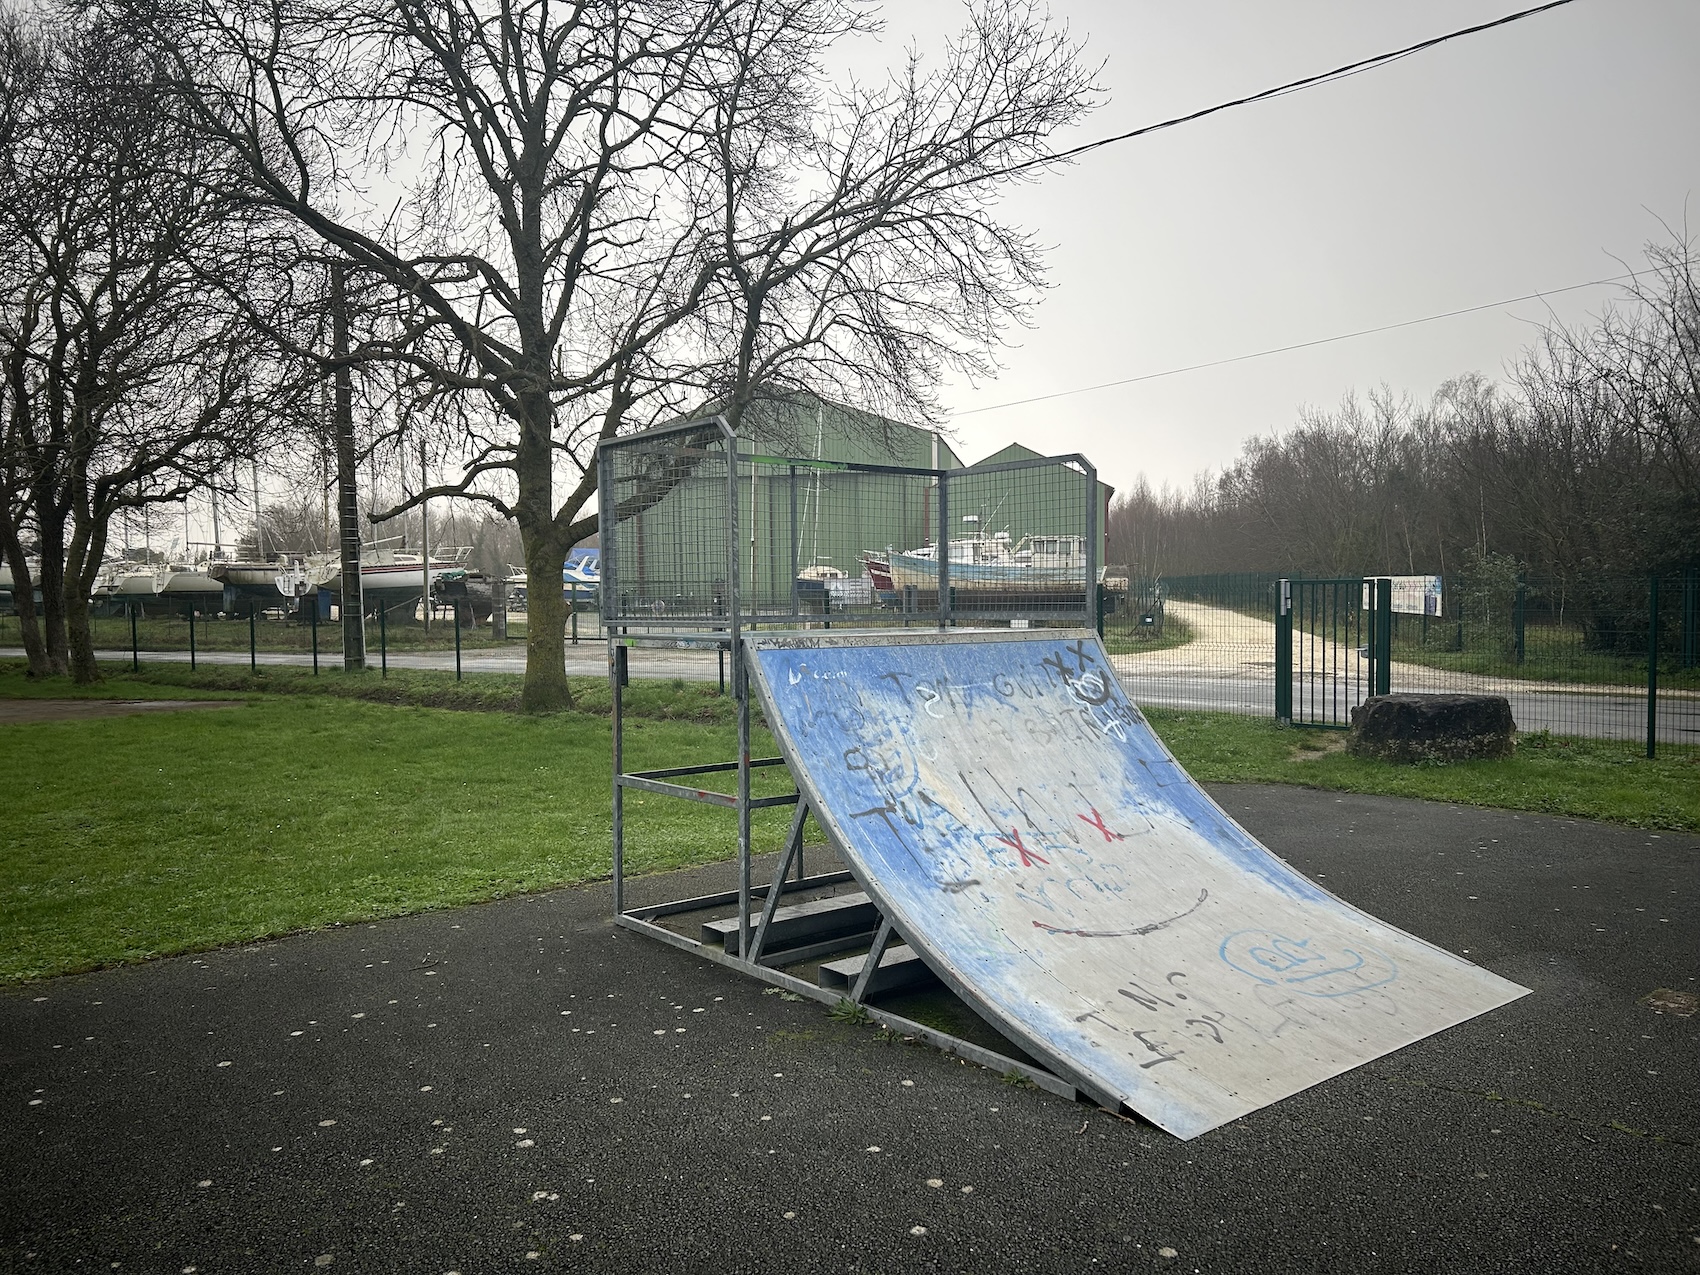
[330,261,366,669]
[420,440,430,634]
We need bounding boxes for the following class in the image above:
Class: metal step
[818,943,939,997]
[702,891,878,957]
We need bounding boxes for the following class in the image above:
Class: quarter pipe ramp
[746,629,1529,1139]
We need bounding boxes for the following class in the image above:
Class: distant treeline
[1108,238,1699,588]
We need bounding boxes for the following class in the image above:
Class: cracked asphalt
[2,784,1696,1273]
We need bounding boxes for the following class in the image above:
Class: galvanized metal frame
[595,417,1091,1101]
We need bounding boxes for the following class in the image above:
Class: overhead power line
[1001,0,1580,182]
[951,272,1637,418]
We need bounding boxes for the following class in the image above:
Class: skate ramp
[746,629,1529,1139]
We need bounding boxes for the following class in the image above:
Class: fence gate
[1275,577,1392,728]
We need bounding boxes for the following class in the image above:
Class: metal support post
[611,636,625,916]
[936,469,949,631]
[453,600,462,680]
[188,607,196,671]
[1274,580,1292,723]
[310,594,319,674]
[1084,459,1099,626]
[1647,575,1659,760]
[379,605,388,677]
[788,465,799,622]
[129,602,139,671]
[736,646,752,963]
[249,609,257,672]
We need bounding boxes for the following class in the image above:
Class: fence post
[1375,578,1393,697]
[310,594,319,675]
[249,609,257,673]
[1514,575,1527,665]
[454,599,463,681]
[380,604,387,677]
[1646,575,1659,760]
[188,607,196,671]
[129,602,139,672]
[1683,565,1697,670]
[1096,583,1106,638]
[1274,579,1292,723]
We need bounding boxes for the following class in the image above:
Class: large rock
[1347,693,1515,763]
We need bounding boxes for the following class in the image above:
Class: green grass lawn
[2,660,1694,985]
[1385,621,1700,690]
[1146,707,1699,831]
[1099,615,1195,657]
[0,682,791,983]
[0,659,739,721]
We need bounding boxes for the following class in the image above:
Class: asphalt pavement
[3,785,1696,1273]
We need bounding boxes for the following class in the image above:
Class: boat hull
[884,551,1088,608]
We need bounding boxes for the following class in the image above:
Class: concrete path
[1110,602,1696,746]
[3,786,1696,1272]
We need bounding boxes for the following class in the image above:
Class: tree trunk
[63,507,107,684]
[511,374,573,711]
[32,498,70,676]
[329,262,365,670]
[519,524,571,712]
[0,516,51,677]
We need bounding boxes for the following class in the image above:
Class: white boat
[301,546,470,600]
[876,517,1095,606]
[161,567,225,607]
[95,562,170,600]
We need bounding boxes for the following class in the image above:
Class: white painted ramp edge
[746,629,1530,1139]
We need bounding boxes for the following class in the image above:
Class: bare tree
[0,2,310,682]
[141,0,1097,710]
[686,0,1097,444]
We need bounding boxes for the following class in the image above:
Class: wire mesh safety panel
[1370,570,1698,754]
[1256,570,1698,754]
[597,417,1100,631]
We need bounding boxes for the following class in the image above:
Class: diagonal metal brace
[746,799,810,965]
[850,916,896,1004]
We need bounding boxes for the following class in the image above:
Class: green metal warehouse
[607,392,1111,613]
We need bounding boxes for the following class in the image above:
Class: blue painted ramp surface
[746,630,1529,1139]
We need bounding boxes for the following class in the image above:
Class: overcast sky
[862,0,1700,495]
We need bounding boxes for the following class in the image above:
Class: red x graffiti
[993,828,1048,867]
[1077,807,1125,842]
